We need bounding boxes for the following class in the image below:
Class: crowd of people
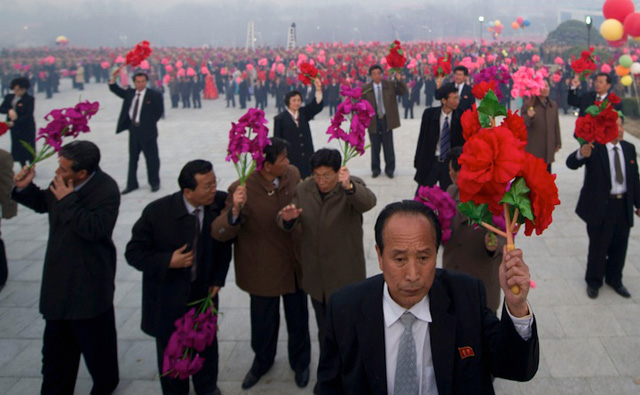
[0,39,639,394]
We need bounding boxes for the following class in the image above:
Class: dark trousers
[171,95,180,108]
[226,96,235,108]
[416,159,452,194]
[41,307,119,395]
[192,94,201,109]
[181,94,191,108]
[329,103,337,116]
[586,197,630,289]
[370,116,395,176]
[127,128,160,189]
[155,294,220,395]
[249,287,310,376]
[0,238,7,286]
[404,105,414,119]
[310,297,326,351]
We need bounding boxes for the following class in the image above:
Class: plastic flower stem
[479,221,508,239]
[503,203,521,295]
[510,208,520,233]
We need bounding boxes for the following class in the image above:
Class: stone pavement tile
[0,378,19,393]
[564,277,637,306]
[517,377,594,395]
[554,305,626,338]
[114,307,138,332]
[114,379,162,395]
[494,378,523,394]
[587,376,640,395]
[544,237,589,258]
[113,280,138,306]
[532,308,565,339]
[0,339,31,373]
[609,304,640,336]
[0,307,41,337]
[1,339,43,377]
[528,256,585,281]
[601,336,640,377]
[117,308,150,341]
[0,281,40,308]
[556,220,587,238]
[218,284,251,310]
[542,338,617,378]
[9,260,44,282]
[5,240,46,261]
[526,278,580,307]
[216,308,251,342]
[4,378,42,395]
[116,339,158,380]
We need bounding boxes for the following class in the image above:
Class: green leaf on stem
[585,104,601,117]
[499,177,534,221]
[19,140,36,158]
[477,90,507,118]
[457,201,492,226]
[479,112,492,128]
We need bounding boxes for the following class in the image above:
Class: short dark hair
[178,160,213,190]
[440,83,459,101]
[454,66,469,76]
[448,146,463,172]
[264,137,290,164]
[59,141,101,174]
[309,148,341,172]
[374,200,442,253]
[284,91,302,107]
[11,77,30,90]
[595,72,612,85]
[369,65,383,75]
[133,72,149,82]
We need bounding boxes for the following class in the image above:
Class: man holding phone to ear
[126,160,233,395]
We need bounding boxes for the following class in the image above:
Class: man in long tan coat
[278,149,376,354]
[211,138,311,390]
[362,65,408,178]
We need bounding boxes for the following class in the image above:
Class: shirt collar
[383,282,431,328]
[440,108,451,119]
[74,172,95,192]
[606,141,621,149]
[286,108,299,120]
[135,88,147,97]
[182,195,201,215]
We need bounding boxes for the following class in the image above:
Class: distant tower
[286,23,297,50]
[245,21,256,51]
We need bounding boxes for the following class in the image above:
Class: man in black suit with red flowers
[567,116,640,299]
[109,69,164,194]
[568,73,622,117]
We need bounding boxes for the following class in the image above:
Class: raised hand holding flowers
[385,40,407,74]
[574,93,620,145]
[126,40,153,67]
[570,47,596,81]
[226,108,271,185]
[298,62,320,86]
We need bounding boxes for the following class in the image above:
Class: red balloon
[624,12,640,37]
[603,0,635,23]
[608,34,629,47]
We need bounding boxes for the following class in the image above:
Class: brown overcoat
[278,176,376,303]
[443,184,504,312]
[362,79,408,133]
[521,97,562,164]
[211,165,301,297]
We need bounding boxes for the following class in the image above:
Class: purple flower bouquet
[225,108,270,185]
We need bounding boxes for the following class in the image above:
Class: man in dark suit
[325,79,340,116]
[566,117,640,299]
[317,201,539,394]
[362,65,408,178]
[126,160,232,395]
[109,70,164,194]
[0,77,36,167]
[435,66,474,113]
[568,73,622,117]
[414,84,464,191]
[12,141,121,395]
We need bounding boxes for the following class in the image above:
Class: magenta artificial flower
[414,185,457,245]
[226,108,271,184]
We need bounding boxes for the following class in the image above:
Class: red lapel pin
[458,346,475,359]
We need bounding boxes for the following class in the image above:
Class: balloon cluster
[488,20,504,40]
[600,0,640,47]
[615,54,640,86]
[511,16,531,30]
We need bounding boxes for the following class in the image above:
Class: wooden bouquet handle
[506,243,520,295]
[504,205,521,295]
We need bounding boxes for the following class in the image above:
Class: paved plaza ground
[0,80,639,394]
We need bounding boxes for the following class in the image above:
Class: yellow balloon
[600,19,624,41]
[494,20,502,27]
[621,75,633,86]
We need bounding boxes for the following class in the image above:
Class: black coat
[317,272,539,395]
[414,106,464,185]
[566,141,640,227]
[11,169,120,320]
[567,90,623,117]
[0,93,36,163]
[273,98,323,178]
[109,84,163,140]
[436,82,475,113]
[125,191,232,337]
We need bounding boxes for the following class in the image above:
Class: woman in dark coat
[273,78,323,179]
[0,77,36,167]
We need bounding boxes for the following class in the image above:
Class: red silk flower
[607,92,621,105]
[461,104,482,141]
[458,127,526,214]
[0,122,8,137]
[298,62,319,85]
[472,80,497,100]
[432,53,452,77]
[570,48,596,79]
[500,109,528,143]
[386,40,407,69]
[517,153,561,236]
[575,106,619,144]
[126,41,152,67]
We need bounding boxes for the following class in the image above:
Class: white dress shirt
[383,282,534,395]
[607,142,627,194]
[455,83,464,97]
[287,108,300,127]
[435,109,452,157]
[129,88,146,124]
[183,196,203,230]
[374,82,386,116]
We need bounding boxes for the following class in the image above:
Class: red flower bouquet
[327,85,375,165]
[457,87,560,294]
[570,47,596,81]
[226,108,271,185]
[125,41,152,67]
[432,53,452,77]
[298,62,320,85]
[385,40,407,73]
[574,93,620,145]
[0,122,8,137]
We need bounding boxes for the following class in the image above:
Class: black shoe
[151,184,160,192]
[372,171,381,178]
[587,286,599,299]
[386,171,394,179]
[295,367,310,388]
[241,370,262,390]
[121,186,138,195]
[612,285,631,298]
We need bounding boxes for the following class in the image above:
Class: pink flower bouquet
[510,67,546,98]
[226,108,271,185]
